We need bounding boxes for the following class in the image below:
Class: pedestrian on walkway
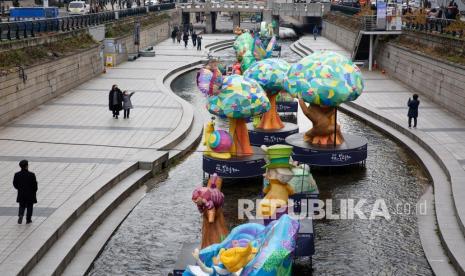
[407,94,420,128]
[183,32,189,48]
[171,29,177,43]
[313,25,319,40]
[109,84,123,119]
[189,23,194,34]
[122,91,135,119]
[197,35,202,51]
[176,29,182,44]
[192,32,197,47]
[13,160,37,224]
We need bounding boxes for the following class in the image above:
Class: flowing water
[89,41,433,276]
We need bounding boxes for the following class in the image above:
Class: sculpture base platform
[247,122,299,146]
[286,133,368,167]
[203,146,266,178]
[277,101,298,113]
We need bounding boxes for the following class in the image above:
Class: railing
[402,16,463,37]
[361,15,376,31]
[330,4,360,15]
[177,1,266,11]
[0,3,174,41]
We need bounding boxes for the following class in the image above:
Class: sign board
[376,1,387,30]
[105,54,114,67]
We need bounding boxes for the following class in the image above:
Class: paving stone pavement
[0,35,230,265]
[298,36,465,169]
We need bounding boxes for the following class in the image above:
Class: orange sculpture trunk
[229,118,253,156]
[257,93,284,130]
[201,208,228,249]
[299,99,344,145]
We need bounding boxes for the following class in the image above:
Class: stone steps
[28,169,152,276]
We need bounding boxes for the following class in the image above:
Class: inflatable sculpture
[243,59,291,130]
[192,174,229,249]
[284,51,364,145]
[207,75,270,157]
[197,60,223,97]
[204,117,233,160]
[184,214,299,276]
[258,145,295,218]
[233,32,276,73]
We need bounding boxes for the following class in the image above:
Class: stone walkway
[0,35,228,265]
[297,36,465,171]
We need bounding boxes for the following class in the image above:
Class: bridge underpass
[178,1,329,33]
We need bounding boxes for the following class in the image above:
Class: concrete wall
[402,30,465,55]
[376,42,465,119]
[0,45,103,126]
[322,20,358,52]
[106,21,171,65]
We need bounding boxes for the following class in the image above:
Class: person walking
[171,29,177,43]
[109,84,123,119]
[122,91,135,119]
[197,35,202,51]
[192,32,197,47]
[313,25,319,40]
[183,32,189,48]
[407,94,420,128]
[13,160,37,224]
[176,29,182,44]
[189,23,194,35]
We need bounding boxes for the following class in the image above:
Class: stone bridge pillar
[232,12,240,28]
[205,12,213,33]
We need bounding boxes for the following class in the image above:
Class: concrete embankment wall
[322,20,357,52]
[0,46,103,126]
[111,21,172,65]
[322,19,465,119]
[376,42,465,119]
[0,20,175,126]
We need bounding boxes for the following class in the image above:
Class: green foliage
[0,33,97,69]
[105,13,170,38]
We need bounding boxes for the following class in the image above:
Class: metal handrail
[0,3,174,41]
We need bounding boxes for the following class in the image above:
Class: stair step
[28,169,152,276]
[62,184,146,276]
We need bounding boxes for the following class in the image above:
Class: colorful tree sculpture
[243,58,291,130]
[284,51,364,145]
[207,75,270,156]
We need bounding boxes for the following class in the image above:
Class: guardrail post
[115,11,119,20]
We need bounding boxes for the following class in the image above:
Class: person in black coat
[407,94,420,128]
[109,84,123,119]
[192,32,197,47]
[183,32,189,48]
[13,160,38,224]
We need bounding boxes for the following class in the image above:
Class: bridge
[177,1,330,33]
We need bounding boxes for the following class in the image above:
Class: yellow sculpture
[258,145,295,217]
[219,243,258,272]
